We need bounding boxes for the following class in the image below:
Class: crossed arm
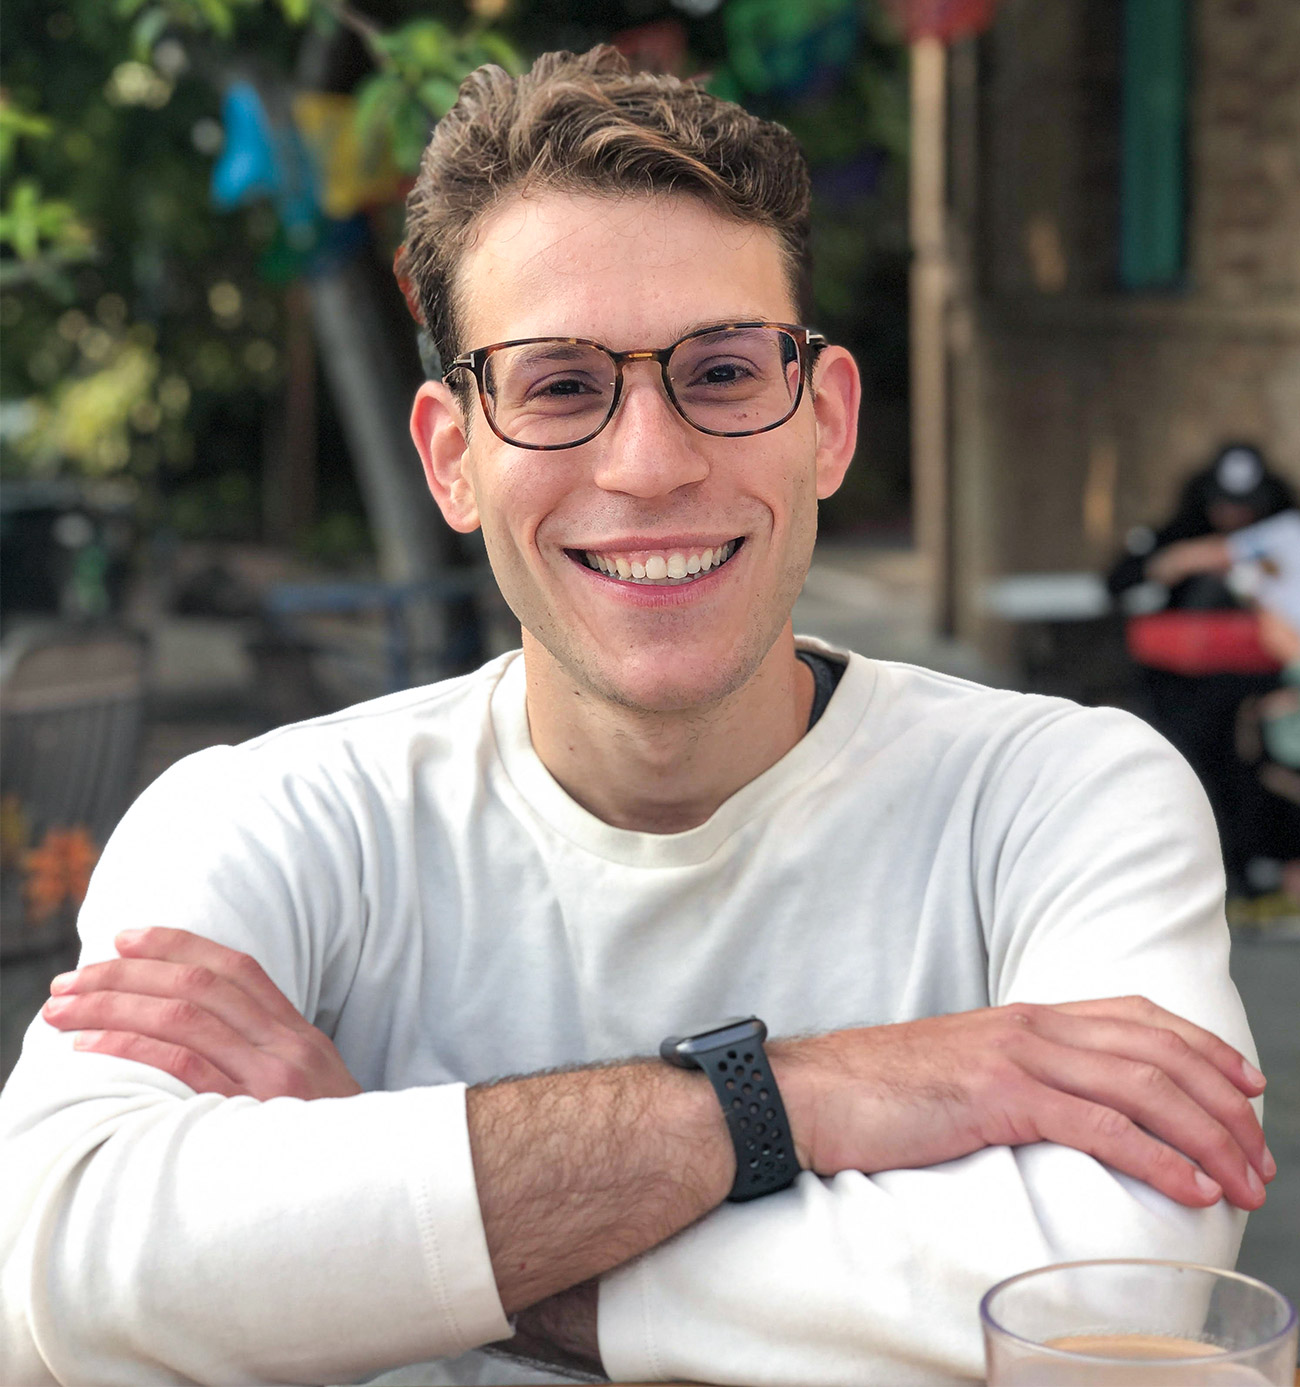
[39,926,1273,1374]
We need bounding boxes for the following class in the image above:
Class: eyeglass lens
[481,326,802,447]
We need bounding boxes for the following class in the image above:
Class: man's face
[423,191,853,715]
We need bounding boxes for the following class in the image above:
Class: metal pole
[909,35,952,634]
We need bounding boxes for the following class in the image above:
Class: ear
[809,346,861,500]
[410,380,480,533]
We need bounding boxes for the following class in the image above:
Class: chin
[581,645,759,716]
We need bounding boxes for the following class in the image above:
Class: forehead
[455,191,796,350]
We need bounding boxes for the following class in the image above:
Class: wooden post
[909,35,952,633]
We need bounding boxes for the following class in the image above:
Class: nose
[589,362,710,498]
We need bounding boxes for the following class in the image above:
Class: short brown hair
[398,46,812,370]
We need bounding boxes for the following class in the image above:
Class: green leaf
[276,0,311,25]
[192,0,236,39]
[417,76,460,118]
[474,32,524,75]
[390,100,433,174]
[130,6,171,61]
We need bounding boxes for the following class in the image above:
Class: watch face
[661,1016,766,1066]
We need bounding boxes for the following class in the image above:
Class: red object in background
[1126,611,1285,677]
[612,20,688,75]
[882,0,998,42]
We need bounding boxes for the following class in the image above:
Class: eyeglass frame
[442,320,829,452]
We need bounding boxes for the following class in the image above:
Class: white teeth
[582,539,738,585]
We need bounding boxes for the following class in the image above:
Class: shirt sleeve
[0,747,510,1387]
[597,709,1257,1386]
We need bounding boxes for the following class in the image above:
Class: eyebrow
[667,317,773,340]
[511,343,604,366]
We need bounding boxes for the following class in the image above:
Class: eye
[521,371,603,404]
[538,377,589,397]
[689,357,758,389]
[701,362,749,384]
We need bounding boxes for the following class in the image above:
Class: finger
[1050,997,1266,1094]
[1020,1041,1266,1211]
[44,990,263,1089]
[1022,1008,1271,1179]
[1031,1087,1250,1211]
[71,1028,243,1097]
[51,958,283,1047]
[113,928,306,1029]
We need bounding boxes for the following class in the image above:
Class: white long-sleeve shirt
[0,640,1255,1386]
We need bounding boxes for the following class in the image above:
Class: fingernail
[1247,1166,1265,1200]
[1243,1060,1266,1088]
[1263,1147,1277,1181]
[1193,1171,1221,1201]
[115,929,144,948]
[72,1031,104,1049]
[42,996,70,1017]
[49,971,76,994]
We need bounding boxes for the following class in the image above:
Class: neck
[523,626,815,833]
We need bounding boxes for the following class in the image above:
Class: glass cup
[981,1260,1298,1385]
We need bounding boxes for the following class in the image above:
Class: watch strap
[693,1038,798,1202]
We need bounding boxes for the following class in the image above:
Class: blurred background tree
[0,0,910,583]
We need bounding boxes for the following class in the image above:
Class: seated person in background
[1107,445,1296,893]
[1142,507,1300,898]
[1,48,1274,1387]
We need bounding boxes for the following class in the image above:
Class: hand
[42,927,361,1101]
[772,996,1273,1212]
[1145,536,1232,586]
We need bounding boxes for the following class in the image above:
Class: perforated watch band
[691,1036,798,1202]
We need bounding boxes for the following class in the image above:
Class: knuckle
[1151,1027,1189,1061]
[1091,1105,1134,1145]
[286,1034,320,1071]
[114,1030,150,1061]
[1131,1060,1170,1094]
[160,997,202,1031]
[172,1048,209,1089]
[1228,1094,1258,1132]
[1203,1125,1237,1163]
[1145,1140,1183,1179]
[178,964,217,996]
[231,950,268,985]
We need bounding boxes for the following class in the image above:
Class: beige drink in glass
[981,1260,1298,1385]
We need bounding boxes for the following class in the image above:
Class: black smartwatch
[660,1016,798,1202]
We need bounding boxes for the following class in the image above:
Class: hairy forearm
[467,1059,734,1315]
[488,1279,603,1379]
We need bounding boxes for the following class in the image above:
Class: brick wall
[953,0,1300,647]
[1190,0,1300,298]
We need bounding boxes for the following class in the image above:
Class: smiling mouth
[570,538,743,586]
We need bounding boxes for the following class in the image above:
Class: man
[0,48,1272,1387]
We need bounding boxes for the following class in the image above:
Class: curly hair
[397,46,812,371]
